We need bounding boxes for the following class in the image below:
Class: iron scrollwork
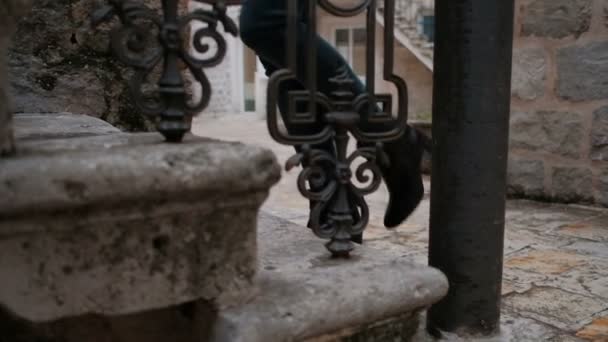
[267,0,408,256]
[92,0,237,142]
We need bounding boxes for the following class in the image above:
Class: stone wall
[8,0,155,131]
[6,0,196,132]
[317,11,434,121]
[508,0,608,206]
[0,0,32,155]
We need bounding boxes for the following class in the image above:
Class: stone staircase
[1,116,447,342]
[212,212,447,341]
[1,112,280,323]
[0,1,447,341]
[378,0,434,71]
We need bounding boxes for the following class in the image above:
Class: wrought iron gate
[93,0,409,257]
[266,0,408,256]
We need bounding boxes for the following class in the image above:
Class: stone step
[210,213,448,341]
[13,112,121,141]
[0,113,281,323]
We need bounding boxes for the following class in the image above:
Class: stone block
[521,0,592,39]
[558,42,608,101]
[0,134,281,322]
[507,157,544,197]
[503,286,608,330]
[511,48,546,101]
[13,112,121,141]
[591,106,608,161]
[510,110,583,158]
[210,213,448,342]
[551,167,593,202]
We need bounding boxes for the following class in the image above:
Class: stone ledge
[210,213,448,342]
[1,133,281,223]
[0,133,281,322]
[13,113,121,141]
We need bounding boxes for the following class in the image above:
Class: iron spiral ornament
[267,0,409,256]
[92,0,238,142]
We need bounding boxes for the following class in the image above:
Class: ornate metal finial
[92,0,237,142]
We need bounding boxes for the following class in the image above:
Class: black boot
[380,126,431,228]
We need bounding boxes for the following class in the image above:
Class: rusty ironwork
[267,0,408,256]
[92,0,237,142]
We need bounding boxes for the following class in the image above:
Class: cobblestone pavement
[193,114,608,342]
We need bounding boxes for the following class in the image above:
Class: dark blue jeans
[240,1,426,234]
[239,0,375,141]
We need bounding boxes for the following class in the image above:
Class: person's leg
[240,0,365,104]
[257,55,361,240]
[258,57,333,148]
[240,0,427,229]
[250,9,362,240]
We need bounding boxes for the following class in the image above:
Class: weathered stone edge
[0,138,281,219]
[209,212,449,342]
[212,264,447,342]
[12,112,122,141]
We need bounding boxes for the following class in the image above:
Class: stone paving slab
[554,216,608,242]
[575,316,608,341]
[504,229,573,256]
[503,287,608,331]
[193,115,608,341]
[506,249,588,275]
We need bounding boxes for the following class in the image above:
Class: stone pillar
[0,0,31,155]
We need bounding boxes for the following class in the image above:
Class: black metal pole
[427,0,514,336]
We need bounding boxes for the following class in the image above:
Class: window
[334,27,367,79]
[419,15,434,42]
